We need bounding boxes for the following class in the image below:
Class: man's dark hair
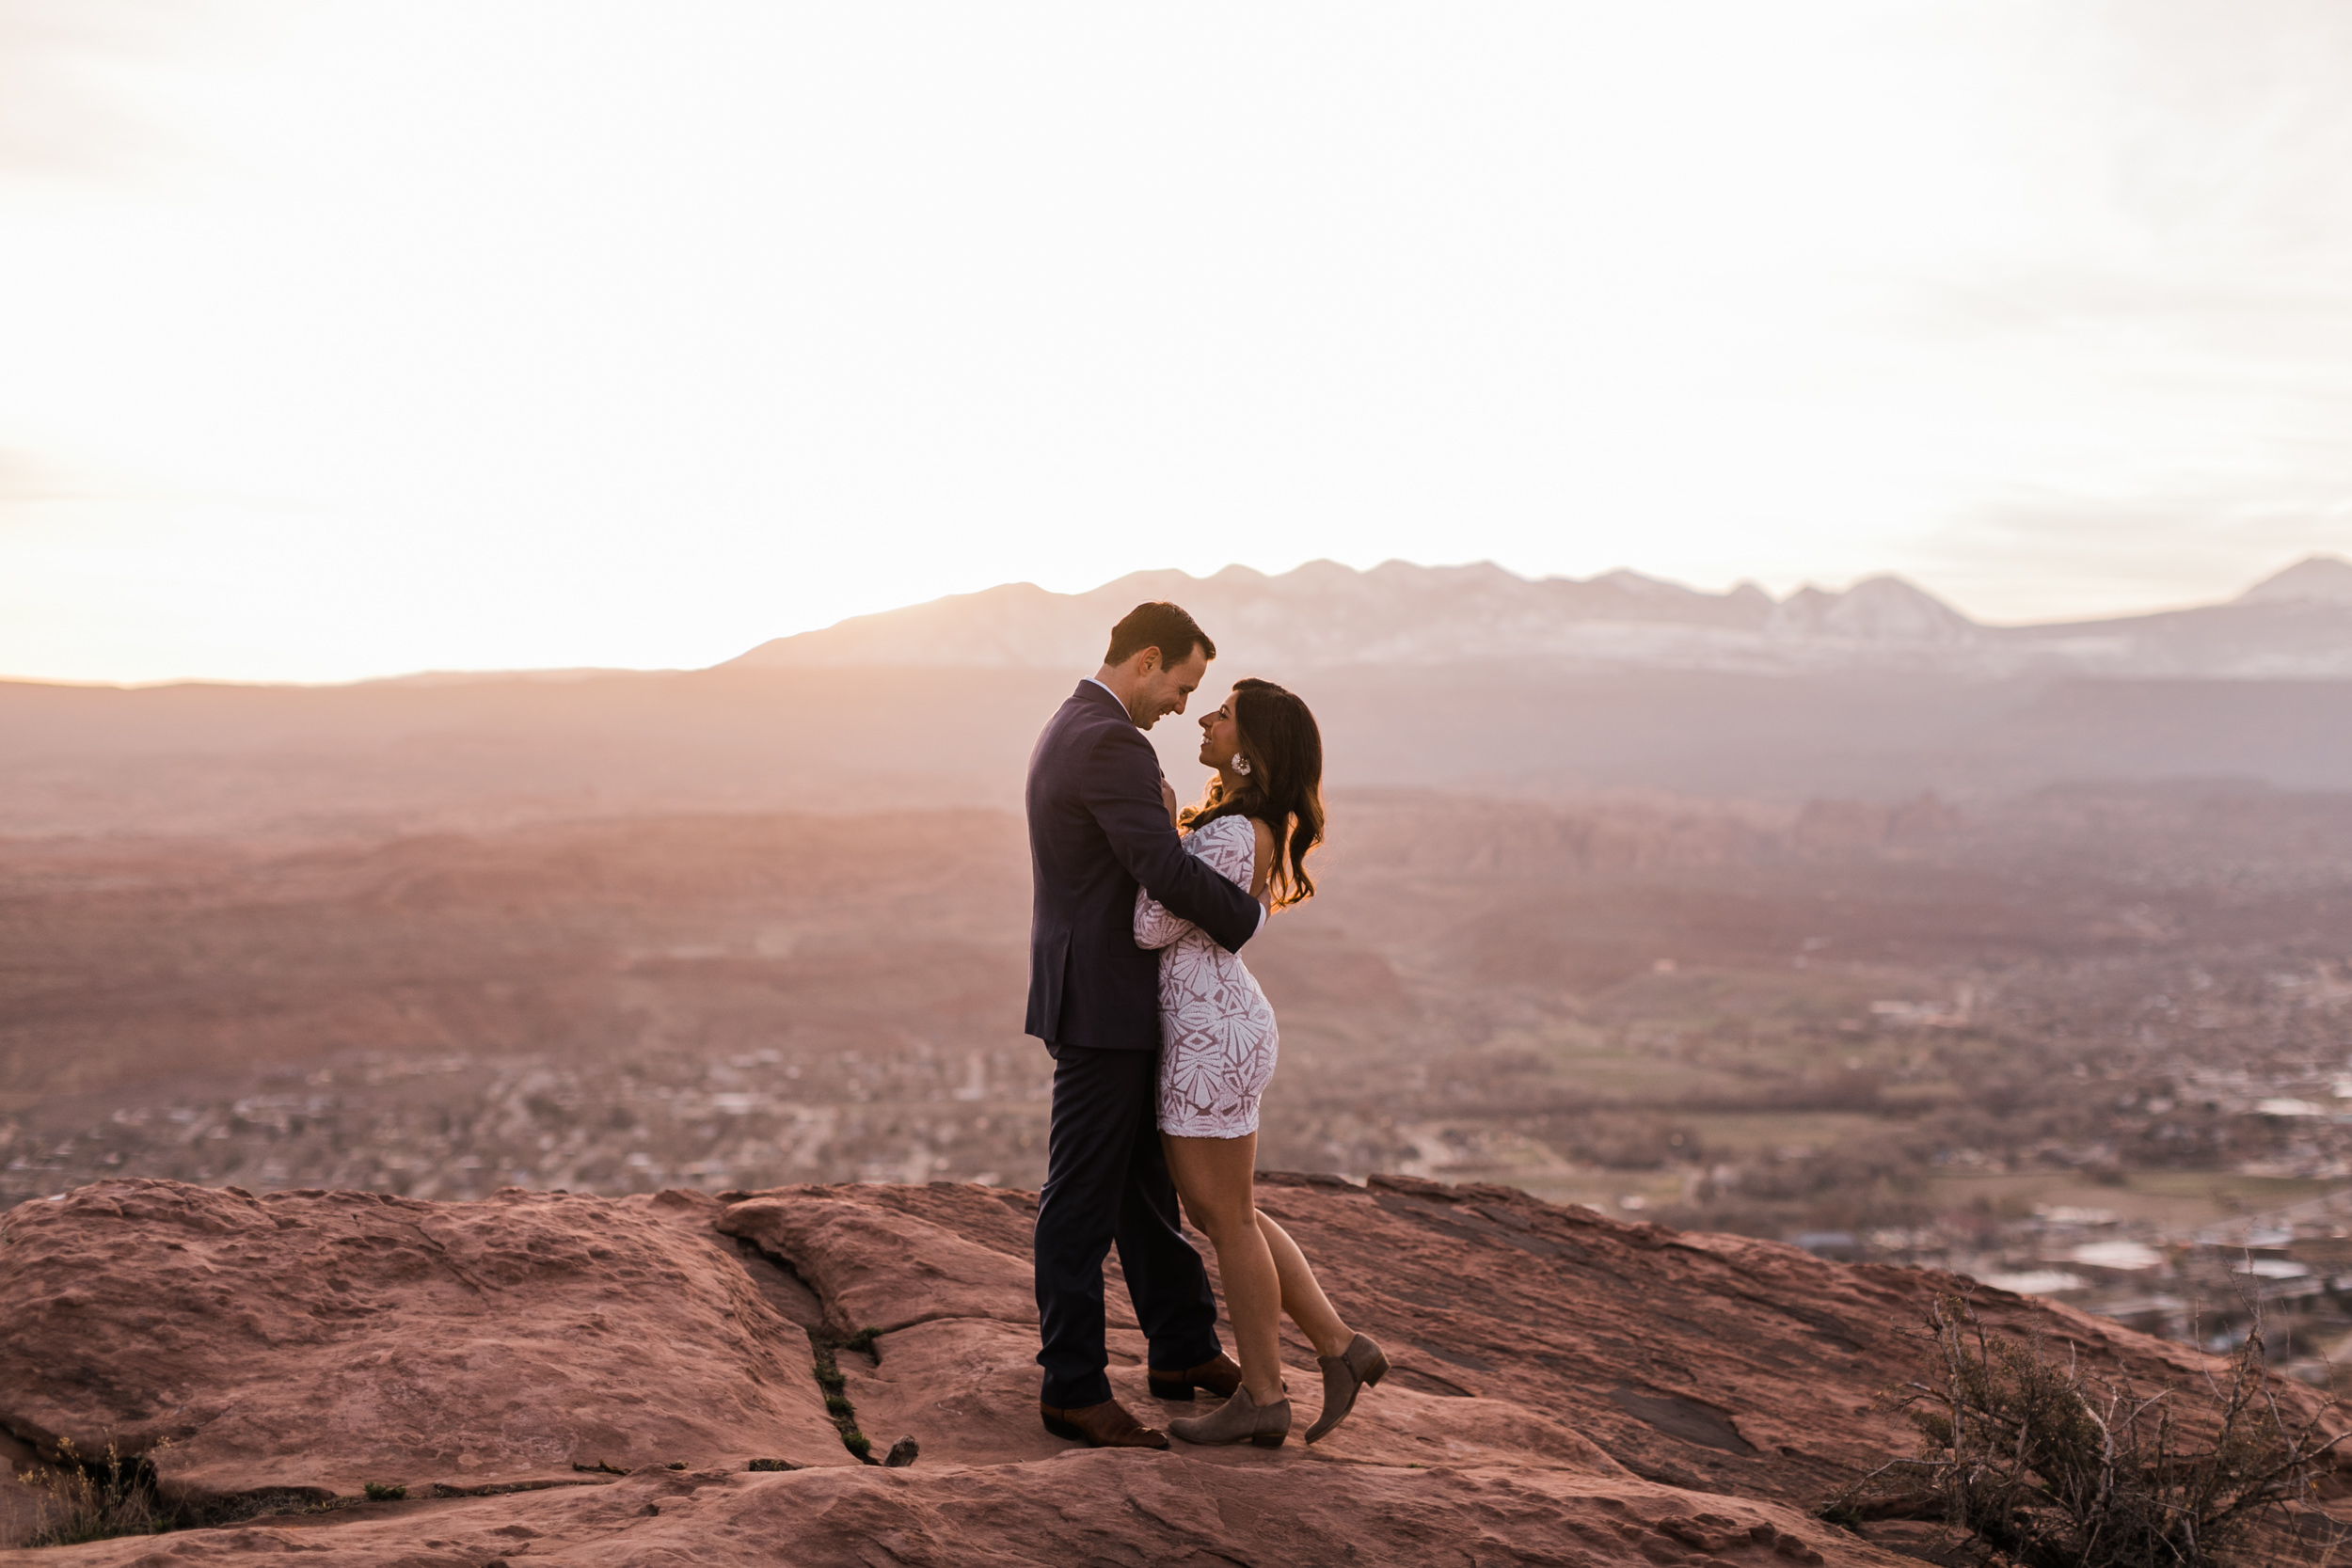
[1104,601,1215,668]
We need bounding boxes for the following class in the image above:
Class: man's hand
[1160,776,1181,828]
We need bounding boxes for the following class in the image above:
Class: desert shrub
[17,1438,170,1547]
[1833,1293,2346,1567]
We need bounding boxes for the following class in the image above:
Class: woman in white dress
[1134,677,1387,1449]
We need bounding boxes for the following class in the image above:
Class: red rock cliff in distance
[0,1175,2340,1565]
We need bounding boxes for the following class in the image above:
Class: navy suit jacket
[1025,682,1263,1051]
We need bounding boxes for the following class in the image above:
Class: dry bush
[1832,1293,2348,1567]
[16,1438,170,1547]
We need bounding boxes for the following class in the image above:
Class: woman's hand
[1160,776,1181,828]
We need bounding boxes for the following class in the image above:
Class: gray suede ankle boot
[1303,1334,1388,1444]
[1167,1383,1292,1448]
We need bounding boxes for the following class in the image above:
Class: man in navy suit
[1026,600,1266,1448]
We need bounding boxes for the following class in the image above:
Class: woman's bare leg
[1162,1132,1285,1405]
[1253,1209,1352,1359]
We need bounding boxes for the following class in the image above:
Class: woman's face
[1197,697,1241,772]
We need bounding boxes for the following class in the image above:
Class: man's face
[1130,646,1209,729]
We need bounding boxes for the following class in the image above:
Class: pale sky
[2,1,2348,683]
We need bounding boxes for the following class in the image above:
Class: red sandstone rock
[24,1457,1898,1567]
[0,1181,850,1503]
[6,1173,2344,1564]
[716,1183,1040,1335]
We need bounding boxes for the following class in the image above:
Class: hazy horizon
[3,3,2349,685]
[4,546,2346,689]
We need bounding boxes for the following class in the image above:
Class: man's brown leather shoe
[1040,1399,1169,1449]
[1148,1352,1243,1402]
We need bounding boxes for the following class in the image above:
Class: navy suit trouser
[1033,1043,1221,1407]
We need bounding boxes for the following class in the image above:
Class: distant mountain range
[8,556,2352,839]
[728,555,2352,679]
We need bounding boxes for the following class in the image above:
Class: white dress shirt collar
[1082,676,1129,721]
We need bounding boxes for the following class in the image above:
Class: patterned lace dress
[1135,814,1278,1139]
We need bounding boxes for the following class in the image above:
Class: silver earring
[1231,752,1251,775]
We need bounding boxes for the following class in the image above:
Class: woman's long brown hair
[1179,676,1325,910]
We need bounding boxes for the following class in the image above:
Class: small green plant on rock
[1831,1292,2347,1568]
[18,1438,170,1547]
[361,1481,406,1501]
[806,1326,885,1465]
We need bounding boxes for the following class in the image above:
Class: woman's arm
[1134,882,1195,950]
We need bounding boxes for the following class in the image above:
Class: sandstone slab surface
[715,1183,1041,1335]
[0,1181,849,1502]
[6,1173,2346,1565]
[31,1457,1883,1568]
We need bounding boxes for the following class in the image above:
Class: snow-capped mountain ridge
[727,556,2352,678]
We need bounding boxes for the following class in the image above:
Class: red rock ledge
[0,1175,2338,1565]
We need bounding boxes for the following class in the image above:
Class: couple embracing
[1025,599,1386,1450]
